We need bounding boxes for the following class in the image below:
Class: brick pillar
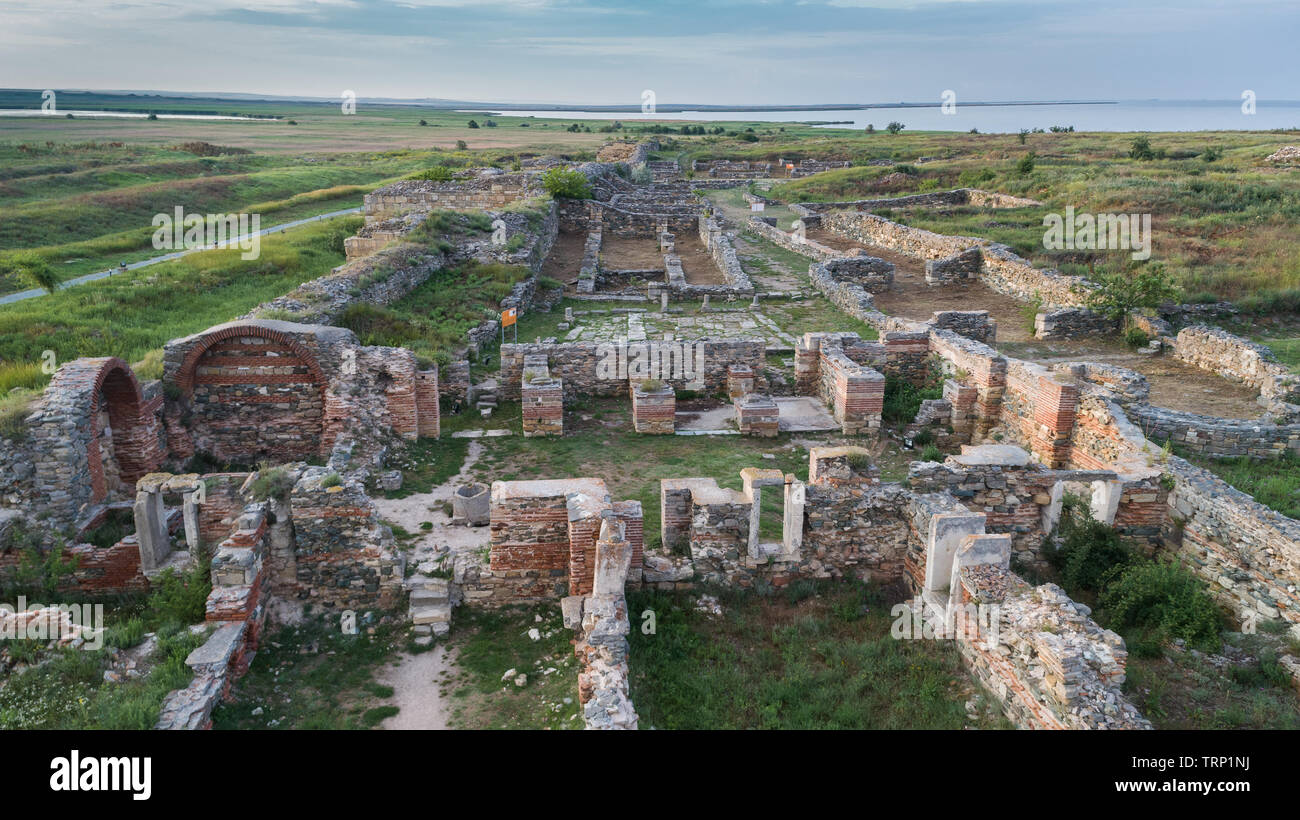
[1031,376,1078,469]
[415,369,440,439]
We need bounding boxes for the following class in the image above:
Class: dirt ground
[676,236,727,284]
[808,229,1264,419]
[540,231,588,285]
[601,236,667,270]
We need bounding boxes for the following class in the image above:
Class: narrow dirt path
[371,441,487,729]
[375,644,456,730]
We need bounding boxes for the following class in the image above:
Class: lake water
[474,100,1300,133]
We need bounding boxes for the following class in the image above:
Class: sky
[2,0,1297,105]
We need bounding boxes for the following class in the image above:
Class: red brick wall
[415,369,440,439]
[490,499,571,571]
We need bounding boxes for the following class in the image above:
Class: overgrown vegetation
[1173,447,1300,520]
[627,580,1007,729]
[882,372,943,425]
[441,604,581,729]
[211,619,406,729]
[334,261,528,364]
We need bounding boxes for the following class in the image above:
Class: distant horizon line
[4,89,1300,112]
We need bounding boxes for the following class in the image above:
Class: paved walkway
[0,207,361,306]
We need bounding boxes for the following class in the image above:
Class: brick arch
[173,324,327,396]
[45,357,162,504]
[172,324,329,462]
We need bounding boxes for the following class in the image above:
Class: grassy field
[3,93,1298,386]
[628,579,1009,729]
[440,603,582,729]
[0,215,359,395]
[211,619,409,730]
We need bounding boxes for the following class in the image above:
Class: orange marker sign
[501,307,517,327]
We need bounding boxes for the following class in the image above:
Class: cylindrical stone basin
[453,483,490,526]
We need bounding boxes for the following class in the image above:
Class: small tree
[455,140,468,150]
[885,121,905,135]
[467,119,479,129]
[1079,263,1178,323]
[540,167,593,199]
[1015,152,1036,175]
[1129,135,1155,160]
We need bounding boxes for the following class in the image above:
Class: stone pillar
[631,381,675,434]
[133,484,170,572]
[727,364,756,399]
[735,393,779,437]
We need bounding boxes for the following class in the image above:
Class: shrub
[882,373,942,425]
[1098,558,1223,651]
[911,428,934,447]
[920,444,943,462]
[885,121,905,134]
[321,472,343,488]
[1124,325,1151,348]
[249,465,296,500]
[1079,263,1178,322]
[540,167,593,199]
[1046,497,1138,594]
[1015,152,1036,176]
[408,165,454,182]
[1129,136,1156,161]
[146,559,212,626]
[105,617,146,650]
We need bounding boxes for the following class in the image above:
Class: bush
[1129,136,1156,161]
[920,444,943,462]
[1015,152,1036,176]
[1098,558,1224,651]
[540,167,593,199]
[882,373,942,425]
[249,465,296,501]
[146,559,212,626]
[1079,263,1178,322]
[885,121,905,134]
[1046,499,1138,594]
[1123,324,1151,348]
[408,166,454,182]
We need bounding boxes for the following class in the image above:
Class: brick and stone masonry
[630,381,675,434]
[521,355,563,438]
[735,393,779,437]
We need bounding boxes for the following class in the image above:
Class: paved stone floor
[565,307,798,349]
[673,396,838,433]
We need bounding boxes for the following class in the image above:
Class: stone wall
[568,517,638,729]
[1171,325,1298,410]
[1165,456,1300,626]
[631,382,675,434]
[363,172,542,218]
[13,357,165,531]
[284,468,404,613]
[793,188,1040,214]
[497,339,765,401]
[952,568,1151,729]
[157,500,271,729]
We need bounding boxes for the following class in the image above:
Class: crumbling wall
[284,468,404,613]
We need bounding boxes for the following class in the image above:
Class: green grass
[627,579,1008,729]
[443,603,581,729]
[0,215,359,393]
[1125,625,1300,729]
[0,619,206,730]
[210,618,405,730]
[383,436,471,499]
[1174,448,1300,520]
[334,259,528,365]
[466,400,810,552]
[763,131,1300,307]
